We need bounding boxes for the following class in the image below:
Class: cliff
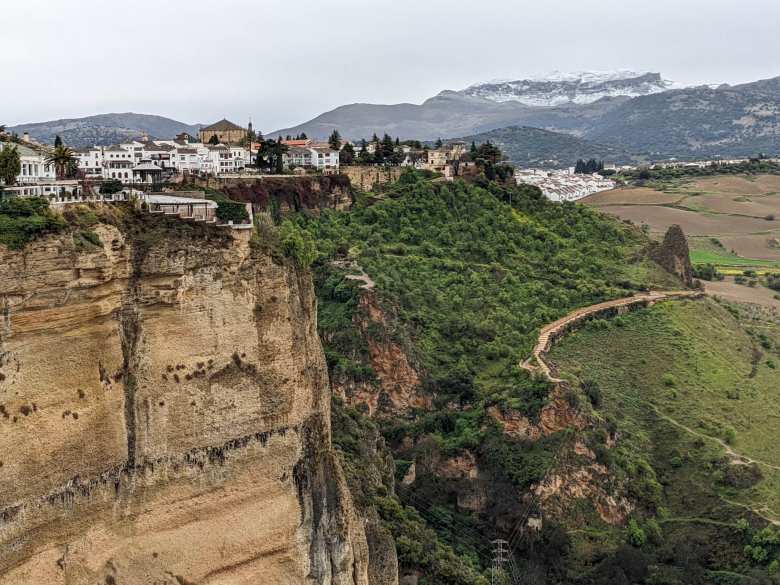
[0,216,369,585]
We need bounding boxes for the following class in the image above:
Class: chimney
[23,132,30,142]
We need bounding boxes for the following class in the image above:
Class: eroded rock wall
[0,221,368,585]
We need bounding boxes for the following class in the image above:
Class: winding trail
[521,290,702,382]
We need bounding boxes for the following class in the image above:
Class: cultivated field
[582,174,780,275]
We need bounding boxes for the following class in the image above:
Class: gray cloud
[3,0,778,133]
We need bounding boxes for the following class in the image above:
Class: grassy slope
[549,298,780,580]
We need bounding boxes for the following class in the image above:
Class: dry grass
[593,204,777,236]
[704,277,780,310]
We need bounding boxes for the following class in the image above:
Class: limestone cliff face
[0,220,368,585]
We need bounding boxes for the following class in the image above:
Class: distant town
[1,118,777,209]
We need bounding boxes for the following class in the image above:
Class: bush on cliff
[279,219,317,267]
[0,196,66,249]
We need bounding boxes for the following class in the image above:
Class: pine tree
[382,134,395,157]
[54,135,63,147]
[328,129,342,150]
[358,139,371,165]
[208,134,220,145]
[0,145,21,185]
[341,143,355,165]
[435,138,443,149]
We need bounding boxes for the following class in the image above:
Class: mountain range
[5,113,201,147]
[273,72,780,160]
[7,71,779,161]
[461,70,677,106]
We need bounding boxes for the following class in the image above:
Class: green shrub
[215,200,249,223]
[692,263,724,281]
[582,379,602,408]
[73,230,102,251]
[627,518,647,547]
[279,219,317,267]
[0,197,66,249]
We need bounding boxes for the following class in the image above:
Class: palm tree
[45,145,77,179]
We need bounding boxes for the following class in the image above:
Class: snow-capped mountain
[459,71,680,106]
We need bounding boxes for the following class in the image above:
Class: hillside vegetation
[289,170,694,583]
[304,171,657,415]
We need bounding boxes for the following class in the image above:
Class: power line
[491,539,509,585]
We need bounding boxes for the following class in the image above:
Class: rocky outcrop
[340,166,403,192]
[0,218,369,584]
[334,291,430,417]
[534,442,634,525]
[650,224,694,287]
[488,387,586,441]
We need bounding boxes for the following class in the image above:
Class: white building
[203,144,249,175]
[311,146,339,171]
[75,148,104,178]
[283,145,339,172]
[73,138,249,181]
[285,147,313,168]
[104,158,134,183]
[8,143,57,183]
[172,147,202,173]
[0,142,84,202]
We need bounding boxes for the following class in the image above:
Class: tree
[45,145,77,179]
[208,134,220,145]
[256,139,288,174]
[575,159,604,174]
[473,141,502,165]
[372,134,384,164]
[100,179,123,195]
[328,129,342,151]
[358,139,372,165]
[341,142,355,165]
[54,135,63,147]
[0,145,21,185]
[381,133,395,160]
[435,138,443,149]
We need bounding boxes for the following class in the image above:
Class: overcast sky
[3,0,778,132]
